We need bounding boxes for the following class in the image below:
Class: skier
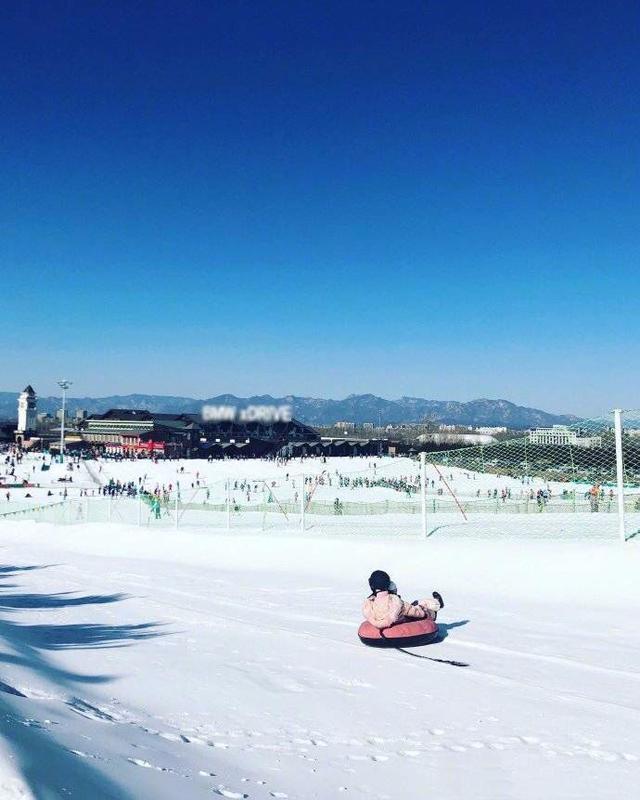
[362,570,443,629]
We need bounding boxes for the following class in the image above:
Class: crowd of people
[0,444,633,519]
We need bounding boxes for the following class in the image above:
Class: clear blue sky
[1,1,637,416]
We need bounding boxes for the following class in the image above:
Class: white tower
[17,385,37,434]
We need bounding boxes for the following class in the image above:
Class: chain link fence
[2,410,639,540]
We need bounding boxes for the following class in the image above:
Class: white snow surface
[5,453,638,509]
[0,515,637,799]
[3,454,638,542]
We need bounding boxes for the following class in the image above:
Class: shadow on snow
[0,563,166,799]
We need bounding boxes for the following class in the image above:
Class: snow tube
[358,618,439,648]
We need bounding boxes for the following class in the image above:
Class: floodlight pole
[613,409,626,543]
[57,379,72,463]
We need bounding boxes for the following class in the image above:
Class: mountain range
[0,391,579,429]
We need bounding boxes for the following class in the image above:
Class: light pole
[57,379,72,462]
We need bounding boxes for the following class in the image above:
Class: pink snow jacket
[362,591,437,629]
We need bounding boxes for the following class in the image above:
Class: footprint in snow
[128,758,173,773]
[215,789,248,799]
[183,735,207,745]
[68,750,95,759]
[159,732,183,742]
[128,758,153,769]
[17,719,44,730]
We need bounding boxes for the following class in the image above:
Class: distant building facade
[528,425,602,448]
[335,421,356,431]
[82,410,197,457]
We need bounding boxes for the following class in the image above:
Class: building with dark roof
[82,410,198,456]
[81,409,320,458]
[197,418,319,459]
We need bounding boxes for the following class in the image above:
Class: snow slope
[6,453,637,508]
[4,456,638,544]
[0,521,637,799]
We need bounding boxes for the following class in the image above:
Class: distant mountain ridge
[0,391,579,429]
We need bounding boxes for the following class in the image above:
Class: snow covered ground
[5,453,636,506]
[2,455,638,539]
[0,519,637,799]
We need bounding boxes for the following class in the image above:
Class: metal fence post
[300,474,305,532]
[226,479,231,531]
[138,491,142,526]
[613,408,626,543]
[175,492,179,530]
[420,452,427,539]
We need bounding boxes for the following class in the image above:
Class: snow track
[0,522,637,798]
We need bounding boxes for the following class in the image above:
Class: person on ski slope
[362,570,443,629]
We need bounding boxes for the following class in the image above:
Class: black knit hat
[368,570,391,593]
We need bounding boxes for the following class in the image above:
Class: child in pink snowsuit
[362,570,443,630]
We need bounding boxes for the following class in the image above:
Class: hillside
[0,391,579,429]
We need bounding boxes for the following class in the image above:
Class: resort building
[528,425,602,448]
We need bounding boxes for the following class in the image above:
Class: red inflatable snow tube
[358,618,440,648]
